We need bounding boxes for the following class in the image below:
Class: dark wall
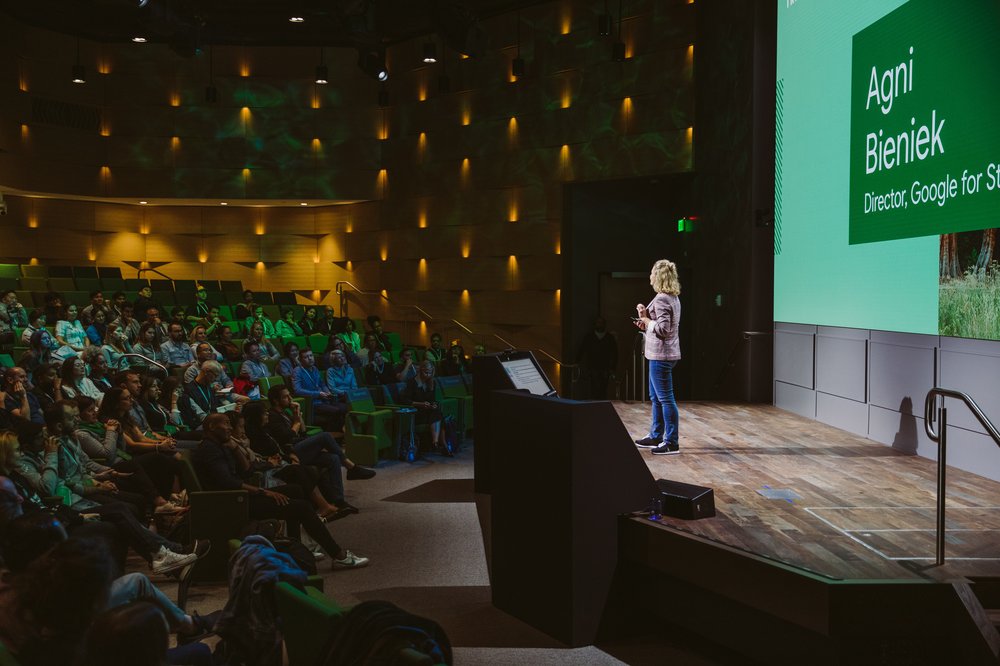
[564,0,775,401]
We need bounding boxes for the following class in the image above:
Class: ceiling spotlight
[358,49,388,81]
[422,42,437,64]
[315,48,328,84]
[72,64,86,84]
[289,16,305,23]
[132,36,147,43]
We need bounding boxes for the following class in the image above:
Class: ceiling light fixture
[220,202,228,206]
[358,49,388,81]
[315,48,328,84]
[72,39,86,84]
[422,41,437,64]
[598,0,612,36]
[289,16,305,23]
[132,36,147,43]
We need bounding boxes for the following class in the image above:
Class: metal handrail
[137,268,173,282]
[923,388,1000,565]
[113,352,168,375]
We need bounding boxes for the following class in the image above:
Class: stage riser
[617,519,999,665]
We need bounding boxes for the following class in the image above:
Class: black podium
[486,388,659,646]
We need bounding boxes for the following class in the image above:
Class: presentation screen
[499,353,556,397]
[775,0,1000,340]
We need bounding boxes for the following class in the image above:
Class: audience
[108,291,129,321]
[82,346,114,393]
[337,317,362,354]
[395,348,418,383]
[84,308,108,346]
[424,332,446,362]
[189,324,222,361]
[277,341,301,384]
[81,290,112,323]
[3,366,42,424]
[101,322,132,372]
[111,303,141,345]
[366,315,392,354]
[192,413,369,569]
[18,329,54,378]
[234,290,255,320]
[326,349,359,398]
[134,321,165,366]
[42,291,64,324]
[441,344,470,376]
[160,322,196,370]
[247,321,280,360]
[132,286,159,323]
[215,325,243,362]
[179,361,226,430]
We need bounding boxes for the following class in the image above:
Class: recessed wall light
[139,200,148,205]
[300,202,308,206]
[220,202,228,206]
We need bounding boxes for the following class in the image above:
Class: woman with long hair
[101,323,132,372]
[336,317,362,354]
[633,259,682,456]
[403,360,449,454]
[247,320,280,360]
[54,303,90,361]
[276,341,300,383]
[85,308,108,346]
[235,404,344,521]
[133,321,165,365]
[59,356,103,403]
[136,376,184,434]
[18,328,55,377]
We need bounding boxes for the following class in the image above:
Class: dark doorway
[563,174,695,400]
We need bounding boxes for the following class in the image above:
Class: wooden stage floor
[613,401,1000,582]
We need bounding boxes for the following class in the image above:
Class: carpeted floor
[151,446,742,665]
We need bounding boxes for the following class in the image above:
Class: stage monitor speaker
[656,479,716,520]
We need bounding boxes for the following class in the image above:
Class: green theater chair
[275,581,345,666]
[436,374,473,440]
[343,387,393,465]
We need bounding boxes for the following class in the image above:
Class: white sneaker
[151,546,198,575]
[332,550,370,570]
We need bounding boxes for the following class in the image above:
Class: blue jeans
[648,360,679,446]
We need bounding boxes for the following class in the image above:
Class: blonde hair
[650,259,681,295]
[0,431,19,475]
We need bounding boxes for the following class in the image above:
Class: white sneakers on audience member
[333,550,370,570]
[151,546,198,574]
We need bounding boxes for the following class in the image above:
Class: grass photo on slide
[939,229,1000,340]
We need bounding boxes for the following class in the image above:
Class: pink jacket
[643,293,681,361]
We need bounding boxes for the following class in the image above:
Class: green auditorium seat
[0,354,14,368]
[97,266,123,279]
[0,264,20,279]
[0,278,19,291]
[260,375,316,431]
[381,381,459,446]
[20,265,48,278]
[261,304,281,320]
[48,278,76,293]
[72,266,98,279]
[19,277,47,292]
[281,335,308,350]
[124,278,148,290]
[176,449,249,582]
[274,581,345,666]
[436,375,473,439]
[220,280,243,291]
[100,277,126,291]
[344,387,393,465]
[255,292,274,304]
[385,331,403,358]
[222,321,243,336]
[217,305,233,320]
[73,278,102,293]
[308,335,328,355]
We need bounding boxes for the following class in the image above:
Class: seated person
[195,305,224,340]
[276,341,301,384]
[364,349,395,385]
[275,307,303,339]
[0,290,28,346]
[18,329,56,378]
[110,303,141,345]
[108,291,129,321]
[101,323,133,372]
[326,349,359,397]
[322,335,359,370]
[135,376,185,434]
[247,320,280,360]
[215,325,244,361]
[42,291,64,325]
[316,305,337,335]
[59,356,103,403]
[234,289,255,321]
[394,348,418,383]
[4,366,42,424]
[403,361,450,454]
[133,321,165,366]
[237,404,346,521]
[366,314,392,354]
[31,362,64,411]
[132,286,160,323]
[239,340,270,393]
[81,290,112,324]
[168,307,191,337]
[114,370,179,452]
[160,322,196,370]
[336,317,362,353]
[291,349,347,429]
[299,306,321,335]
[20,307,45,345]
[54,303,90,361]
[441,344,470,376]
[85,308,108,346]
[179,360,226,430]
[190,284,215,322]
[192,413,369,568]
[189,323,222,360]
[424,332,446,362]
[82,346,114,393]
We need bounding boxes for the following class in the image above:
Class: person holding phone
[633,259,682,455]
